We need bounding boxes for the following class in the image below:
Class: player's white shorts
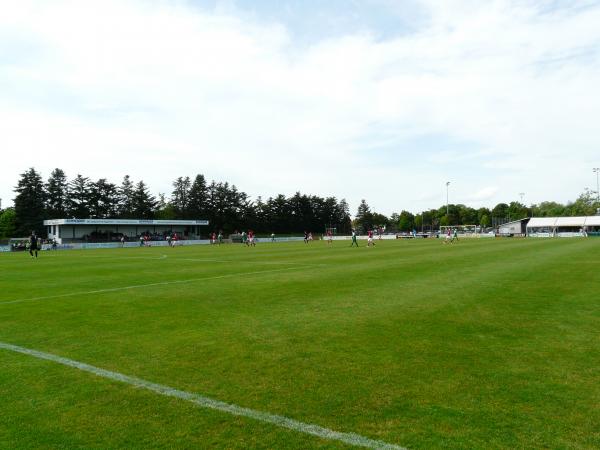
[368,237,373,244]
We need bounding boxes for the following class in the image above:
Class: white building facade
[44,218,209,244]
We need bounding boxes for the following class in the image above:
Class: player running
[326,229,333,244]
[350,229,359,247]
[444,228,452,244]
[248,230,256,246]
[218,231,223,244]
[304,231,309,244]
[241,231,248,245]
[367,229,375,247]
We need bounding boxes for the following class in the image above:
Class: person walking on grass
[351,229,359,247]
[28,232,39,258]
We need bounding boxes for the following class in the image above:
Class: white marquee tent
[526,216,600,237]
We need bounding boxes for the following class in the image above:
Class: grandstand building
[44,218,209,244]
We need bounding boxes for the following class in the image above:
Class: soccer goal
[439,225,480,236]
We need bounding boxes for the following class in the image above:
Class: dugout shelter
[44,218,209,244]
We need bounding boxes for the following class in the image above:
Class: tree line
[1,168,352,237]
[0,167,598,239]
[352,189,599,233]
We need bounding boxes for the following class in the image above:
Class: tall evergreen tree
[171,176,191,217]
[13,168,46,236]
[88,178,119,218]
[354,199,373,233]
[337,199,352,234]
[45,168,69,218]
[188,174,208,219]
[117,175,135,218]
[66,174,92,218]
[131,181,156,219]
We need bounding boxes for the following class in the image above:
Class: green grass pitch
[1,238,599,449]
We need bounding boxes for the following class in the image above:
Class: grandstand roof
[43,218,209,226]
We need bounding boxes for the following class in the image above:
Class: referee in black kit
[29,232,39,258]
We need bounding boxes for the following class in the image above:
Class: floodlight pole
[519,192,525,203]
[446,181,450,217]
[594,168,600,203]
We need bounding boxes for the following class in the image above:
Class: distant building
[498,218,529,236]
[44,218,208,244]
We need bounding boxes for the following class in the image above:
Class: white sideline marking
[0,267,302,306]
[0,341,405,450]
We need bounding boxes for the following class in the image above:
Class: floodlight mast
[593,168,600,203]
[446,181,450,216]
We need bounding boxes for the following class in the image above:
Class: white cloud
[0,0,599,215]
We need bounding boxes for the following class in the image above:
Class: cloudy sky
[1,0,599,215]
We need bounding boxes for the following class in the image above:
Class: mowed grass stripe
[0,341,405,450]
[0,266,307,305]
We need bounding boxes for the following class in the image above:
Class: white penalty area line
[0,342,405,450]
[0,266,304,306]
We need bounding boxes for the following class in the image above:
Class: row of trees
[353,190,599,233]
[1,167,598,238]
[3,168,352,237]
